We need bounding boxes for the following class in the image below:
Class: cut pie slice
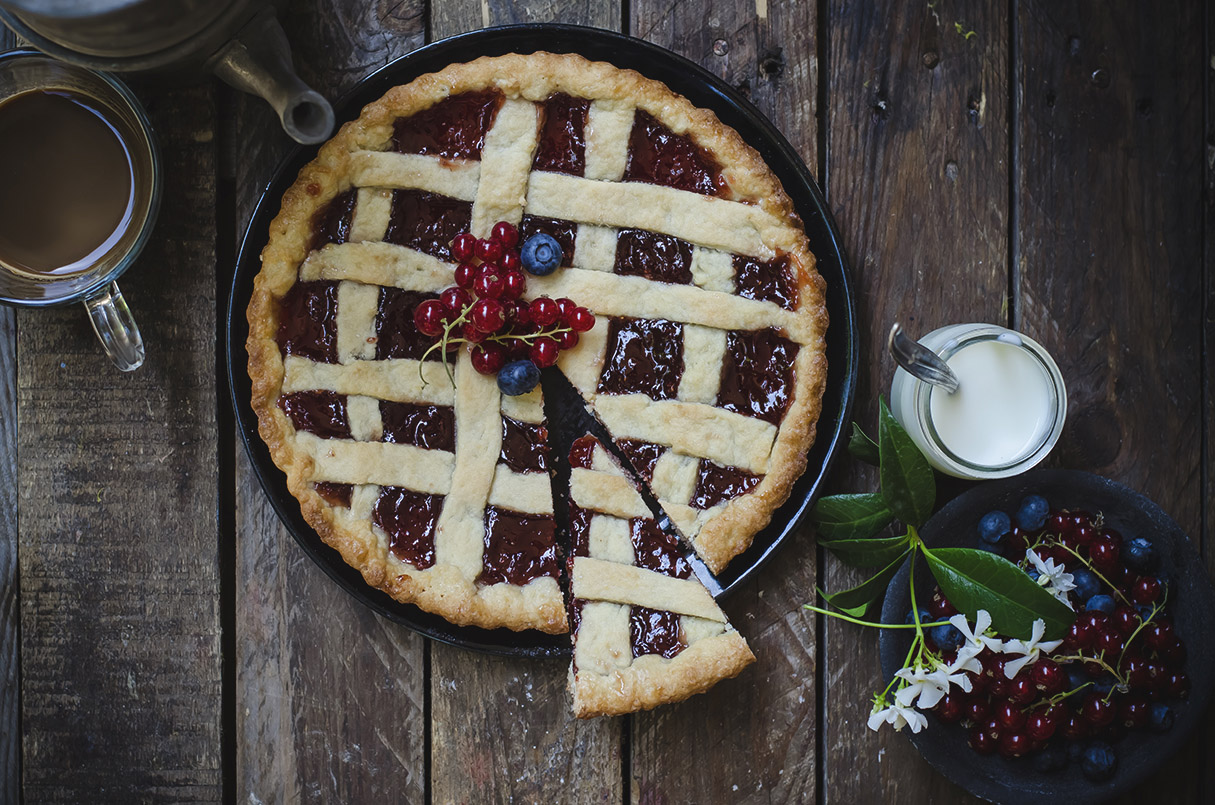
[565,435,754,717]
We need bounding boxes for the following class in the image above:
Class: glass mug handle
[83,281,145,372]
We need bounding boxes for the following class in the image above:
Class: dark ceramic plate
[226,24,858,657]
[879,470,1215,804]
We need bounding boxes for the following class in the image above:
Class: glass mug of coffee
[0,49,160,371]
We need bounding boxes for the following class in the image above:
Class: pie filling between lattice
[248,53,827,716]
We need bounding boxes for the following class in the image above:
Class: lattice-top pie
[247,52,826,711]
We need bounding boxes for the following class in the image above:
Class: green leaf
[820,533,913,568]
[820,547,913,617]
[810,493,894,540]
[847,423,880,465]
[878,398,936,527]
[923,547,1075,640]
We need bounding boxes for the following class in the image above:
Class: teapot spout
[211,9,333,144]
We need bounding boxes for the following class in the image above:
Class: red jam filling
[533,93,589,175]
[623,110,726,197]
[520,214,576,267]
[375,287,442,361]
[630,606,686,659]
[314,482,353,508]
[277,280,339,364]
[568,435,597,471]
[373,487,442,569]
[477,506,560,586]
[499,417,549,474]
[567,503,592,558]
[691,461,761,510]
[278,390,350,439]
[380,401,455,451]
[310,189,356,253]
[392,90,504,161]
[384,189,473,261]
[614,229,693,284]
[630,517,691,579]
[734,253,798,310]
[617,439,664,483]
[718,328,798,425]
[597,318,684,400]
[569,597,585,636]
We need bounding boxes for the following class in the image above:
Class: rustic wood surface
[0,1,1211,802]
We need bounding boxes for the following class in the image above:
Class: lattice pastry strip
[566,435,753,717]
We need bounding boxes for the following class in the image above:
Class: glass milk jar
[890,324,1067,479]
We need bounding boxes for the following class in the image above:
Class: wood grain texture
[823,1,1009,801]
[230,3,428,802]
[0,307,17,805]
[1014,3,1205,802]
[16,86,221,801]
[626,1,820,801]
[1204,3,1215,800]
[424,5,624,804]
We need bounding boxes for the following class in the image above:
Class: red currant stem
[1032,680,1094,709]
[1052,651,1125,686]
[1116,598,1165,670]
[417,305,473,389]
[1052,540,1133,608]
[487,324,573,345]
[800,603,951,630]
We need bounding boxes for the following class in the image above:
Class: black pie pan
[878,470,1215,803]
[226,24,858,657]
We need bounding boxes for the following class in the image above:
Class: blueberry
[930,623,965,651]
[496,359,541,396]
[1034,742,1068,773]
[520,233,562,275]
[978,510,1012,544]
[1136,604,1156,623]
[1123,536,1157,572]
[1092,674,1116,696]
[1149,703,1174,733]
[1026,567,1041,582]
[1067,665,1088,692]
[1071,568,1101,601]
[1085,594,1115,614]
[904,608,931,625]
[1016,494,1050,530]
[1080,741,1117,782]
[1067,742,1085,763]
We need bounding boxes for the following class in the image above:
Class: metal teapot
[0,0,334,144]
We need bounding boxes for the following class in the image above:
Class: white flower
[867,699,928,733]
[1002,618,1064,678]
[894,664,973,709]
[946,643,984,676]
[950,609,1005,655]
[1026,549,1076,607]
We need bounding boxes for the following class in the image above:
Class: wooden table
[1,1,1211,801]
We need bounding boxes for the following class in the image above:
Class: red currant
[1089,534,1121,572]
[1119,696,1150,728]
[1082,694,1115,726]
[981,718,1003,742]
[556,297,577,320]
[1026,710,1058,741]
[1143,618,1174,650]
[1009,675,1037,705]
[569,307,596,332]
[531,337,560,368]
[1059,712,1089,741]
[491,221,519,249]
[507,300,531,327]
[935,694,963,723]
[470,343,507,375]
[1160,670,1190,698]
[1031,658,1065,694]
[995,701,1026,730]
[1063,619,1094,651]
[1132,576,1162,604]
[501,269,526,301]
[1111,605,1141,636]
[474,237,503,262]
[1160,637,1187,667]
[470,298,506,334]
[454,262,478,289]
[451,232,476,262]
[474,268,505,300]
[1094,627,1124,656]
[927,588,958,619]
[413,299,446,337]
[499,251,521,272]
[968,728,995,754]
[460,323,487,344]
[556,329,579,350]
[530,296,560,327]
[440,287,471,316]
[963,696,989,724]
[1124,654,1153,688]
[998,731,1033,758]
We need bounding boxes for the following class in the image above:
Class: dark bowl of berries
[879,469,1215,804]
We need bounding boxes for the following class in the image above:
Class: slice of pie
[247,52,826,685]
[566,435,754,716]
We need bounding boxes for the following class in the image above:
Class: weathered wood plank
[0,16,19,802]
[1204,6,1215,802]
[626,2,820,801]
[16,85,221,801]
[230,3,428,802]
[1014,3,1205,801]
[823,0,1009,801]
[425,5,624,804]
